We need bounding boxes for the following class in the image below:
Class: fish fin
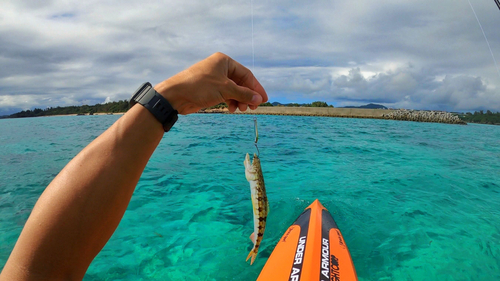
[249,232,255,242]
[251,252,257,265]
[246,250,257,265]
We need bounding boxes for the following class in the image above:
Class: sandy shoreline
[198,107,467,124]
[39,112,126,117]
[13,108,465,125]
[198,107,395,118]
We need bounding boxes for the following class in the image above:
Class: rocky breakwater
[383,109,467,125]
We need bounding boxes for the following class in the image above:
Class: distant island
[3,100,129,118]
[342,103,387,109]
[1,100,499,125]
[266,102,387,109]
[268,101,333,107]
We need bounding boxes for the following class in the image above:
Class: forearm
[0,53,268,281]
[0,105,163,280]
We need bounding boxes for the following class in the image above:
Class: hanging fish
[244,152,269,265]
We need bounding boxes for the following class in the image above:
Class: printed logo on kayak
[335,229,346,249]
[288,208,310,281]
[282,226,296,242]
[320,238,329,280]
[289,235,307,281]
[330,254,341,281]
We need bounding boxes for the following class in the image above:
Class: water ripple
[0,115,499,280]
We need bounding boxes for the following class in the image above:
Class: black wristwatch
[130,82,178,132]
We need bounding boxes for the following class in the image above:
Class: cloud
[1,0,500,115]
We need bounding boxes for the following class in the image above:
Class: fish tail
[246,249,257,265]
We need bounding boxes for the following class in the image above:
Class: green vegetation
[6,100,339,118]
[205,102,228,109]
[277,101,333,107]
[8,100,130,118]
[459,110,500,125]
[14,100,498,125]
[310,101,331,107]
[202,101,333,109]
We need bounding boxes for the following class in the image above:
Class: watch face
[130,82,178,132]
[130,82,153,105]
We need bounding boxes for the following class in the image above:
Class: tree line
[8,100,335,118]
[6,100,499,125]
[206,101,332,109]
[262,101,332,107]
[7,100,130,118]
[458,110,500,125]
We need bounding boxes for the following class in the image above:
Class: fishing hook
[254,117,260,157]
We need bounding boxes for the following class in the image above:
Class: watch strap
[130,82,178,132]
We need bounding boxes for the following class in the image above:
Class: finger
[238,102,248,112]
[249,105,258,110]
[222,80,263,106]
[228,100,238,113]
[226,57,268,103]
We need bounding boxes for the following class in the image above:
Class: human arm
[0,52,267,281]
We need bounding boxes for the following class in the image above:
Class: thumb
[225,80,263,105]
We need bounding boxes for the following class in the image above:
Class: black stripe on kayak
[321,209,340,281]
[288,208,310,281]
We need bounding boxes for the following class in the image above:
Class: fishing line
[466,0,500,79]
[251,0,260,157]
[251,0,255,71]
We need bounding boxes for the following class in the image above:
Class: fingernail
[251,95,262,104]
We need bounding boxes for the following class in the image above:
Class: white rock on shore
[383,109,466,125]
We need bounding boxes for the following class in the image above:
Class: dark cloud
[1,0,499,115]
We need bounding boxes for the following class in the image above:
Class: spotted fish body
[244,153,269,265]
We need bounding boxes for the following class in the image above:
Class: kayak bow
[257,199,358,281]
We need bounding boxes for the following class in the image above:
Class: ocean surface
[0,114,499,280]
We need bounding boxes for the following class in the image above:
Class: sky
[1,0,500,115]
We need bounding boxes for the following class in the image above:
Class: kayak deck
[257,199,358,281]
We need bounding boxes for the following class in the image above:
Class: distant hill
[342,103,387,109]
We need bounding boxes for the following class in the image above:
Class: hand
[154,52,268,115]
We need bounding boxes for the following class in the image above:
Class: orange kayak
[257,199,358,281]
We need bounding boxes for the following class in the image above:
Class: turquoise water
[0,114,499,280]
